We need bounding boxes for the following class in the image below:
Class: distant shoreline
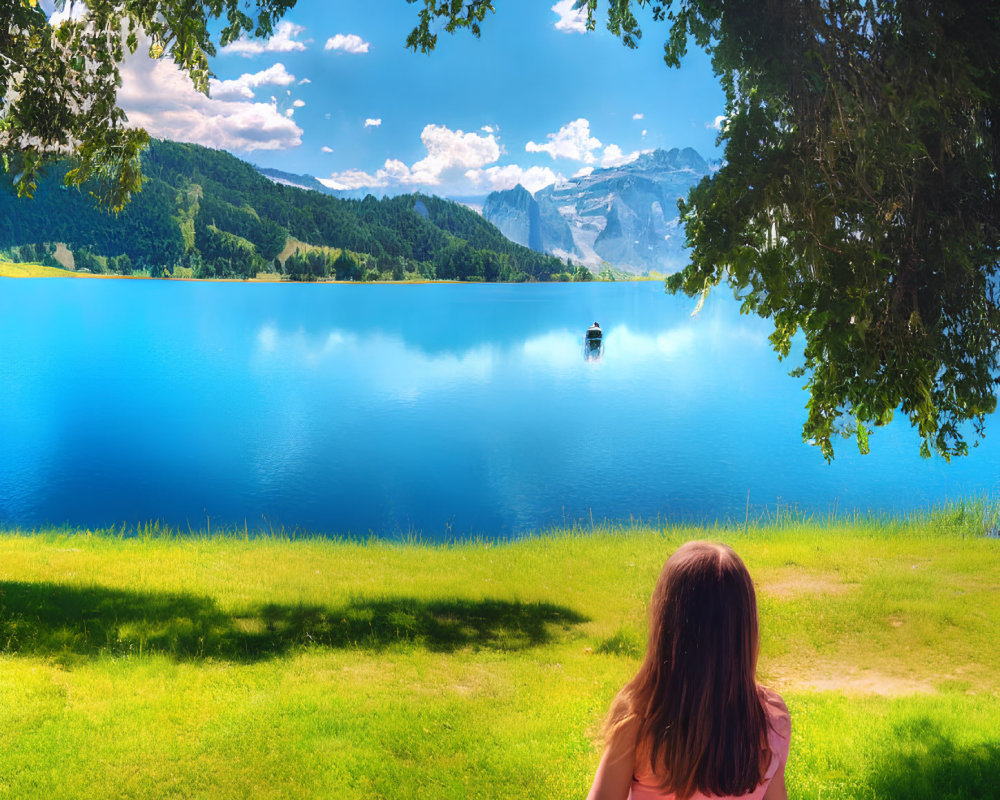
[0,261,663,284]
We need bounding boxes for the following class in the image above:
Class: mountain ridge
[481,147,715,274]
[0,140,577,283]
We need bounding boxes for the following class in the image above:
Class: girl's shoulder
[757,684,792,742]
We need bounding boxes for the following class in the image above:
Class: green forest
[0,139,592,283]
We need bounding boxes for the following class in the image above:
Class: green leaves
[405,0,497,53]
[640,0,1000,460]
[1,1,296,210]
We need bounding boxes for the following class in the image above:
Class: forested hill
[0,140,586,282]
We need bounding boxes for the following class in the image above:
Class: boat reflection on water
[584,321,603,361]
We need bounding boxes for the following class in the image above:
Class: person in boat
[586,321,603,355]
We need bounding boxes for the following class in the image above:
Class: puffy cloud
[292,99,306,108]
[600,144,640,168]
[632,113,644,121]
[322,123,500,190]
[526,119,641,169]
[465,164,562,194]
[409,124,500,182]
[325,34,371,54]
[573,165,594,178]
[118,49,302,152]
[481,125,495,134]
[551,0,587,34]
[526,118,602,163]
[364,118,382,127]
[708,114,727,131]
[321,146,334,153]
[318,171,371,191]
[223,21,308,57]
[379,159,415,182]
[209,63,296,101]
[319,159,418,191]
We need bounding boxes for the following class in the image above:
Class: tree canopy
[412,0,1000,460]
[1,0,293,211]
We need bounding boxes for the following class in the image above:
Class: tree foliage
[0,0,294,211]
[410,0,1000,459]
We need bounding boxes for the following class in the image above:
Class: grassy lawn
[0,516,997,798]
[0,261,88,278]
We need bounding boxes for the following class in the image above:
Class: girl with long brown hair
[587,541,790,800]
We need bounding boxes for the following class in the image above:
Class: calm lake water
[2,278,998,539]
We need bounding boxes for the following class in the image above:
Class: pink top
[629,688,791,800]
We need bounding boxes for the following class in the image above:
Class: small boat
[584,321,603,361]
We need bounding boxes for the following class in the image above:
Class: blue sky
[114,0,726,197]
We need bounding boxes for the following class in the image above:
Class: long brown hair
[605,541,771,799]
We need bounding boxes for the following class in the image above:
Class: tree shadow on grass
[868,716,1000,800]
[0,581,587,663]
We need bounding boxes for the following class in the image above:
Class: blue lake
[1,278,998,539]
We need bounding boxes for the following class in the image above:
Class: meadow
[0,261,86,279]
[0,513,997,799]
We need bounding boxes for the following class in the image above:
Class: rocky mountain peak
[481,147,713,274]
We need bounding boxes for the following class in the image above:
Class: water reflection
[1,278,997,538]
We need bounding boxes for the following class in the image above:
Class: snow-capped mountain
[482,147,714,274]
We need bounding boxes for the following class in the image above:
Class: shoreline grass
[0,261,86,278]
[0,517,997,798]
[0,260,658,284]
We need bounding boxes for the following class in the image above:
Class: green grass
[0,260,86,278]
[0,517,997,798]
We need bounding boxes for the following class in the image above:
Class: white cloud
[573,165,594,178]
[292,99,306,108]
[298,78,311,85]
[223,21,307,57]
[551,0,587,34]
[325,34,371,54]
[633,113,644,121]
[409,124,500,183]
[318,169,380,191]
[118,49,302,152]
[209,63,296,101]
[600,144,640,168]
[322,123,500,190]
[708,114,727,131]
[321,146,334,153]
[465,164,562,194]
[481,125,495,134]
[380,159,415,182]
[526,118,602,163]
[364,118,382,128]
[284,108,295,118]
[642,129,647,137]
